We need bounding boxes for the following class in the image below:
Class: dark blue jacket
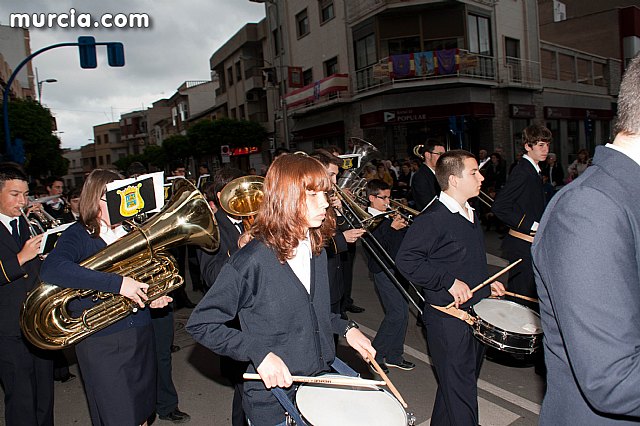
[396,201,489,310]
[40,222,151,337]
[187,238,347,426]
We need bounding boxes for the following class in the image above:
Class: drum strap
[270,357,356,425]
[271,387,308,426]
[430,304,475,325]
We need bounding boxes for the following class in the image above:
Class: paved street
[0,229,545,425]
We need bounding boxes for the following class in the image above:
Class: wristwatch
[343,320,359,337]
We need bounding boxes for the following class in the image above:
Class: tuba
[337,137,379,192]
[20,179,219,350]
[218,175,264,230]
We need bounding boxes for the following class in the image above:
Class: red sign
[230,146,260,156]
[288,67,304,88]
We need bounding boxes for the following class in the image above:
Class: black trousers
[151,306,179,416]
[0,336,54,426]
[502,235,537,310]
[424,307,485,426]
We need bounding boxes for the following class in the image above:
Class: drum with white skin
[470,298,543,354]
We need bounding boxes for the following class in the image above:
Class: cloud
[0,0,265,149]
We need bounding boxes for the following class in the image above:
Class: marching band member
[364,179,414,373]
[40,169,172,426]
[0,163,53,426]
[491,124,550,308]
[187,154,374,426]
[43,176,66,221]
[397,150,504,426]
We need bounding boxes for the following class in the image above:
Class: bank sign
[383,109,428,123]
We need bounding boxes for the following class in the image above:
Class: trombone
[477,189,494,209]
[387,199,420,223]
[333,185,425,314]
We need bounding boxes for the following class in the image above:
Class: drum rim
[471,298,542,336]
[295,375,408,425]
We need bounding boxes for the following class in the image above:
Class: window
[273,28,281,56]
[324,56,338,77]
[505,37,521,82]
[303,68,313,86]
[106,154,111,165]
[239,104,245,120]
[355,34,376,70]
[227,66,234,86]
[296,9,310,38]
[467,14,491,55]
[230,108,236,120]
[236,62,243,81]
[319,0,335,24]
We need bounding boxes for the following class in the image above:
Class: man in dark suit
[0,163,54,426]
[197,167,248,426]
[533,54,640,425]
[411,140,446,211]
[492,124,550,306]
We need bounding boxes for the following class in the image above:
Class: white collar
[367,206,385,216]
[438,191,475,223]
[98,221,127,245]
[0,211,18,234]
[606,142,640,168]
[523,154,541,173]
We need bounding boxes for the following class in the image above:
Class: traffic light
[78,36,97,69]
[107,42,125,67]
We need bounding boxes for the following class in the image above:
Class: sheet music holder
[39,222,73,255]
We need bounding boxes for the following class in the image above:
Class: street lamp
[249,0,290,150]
[35,68,57,103]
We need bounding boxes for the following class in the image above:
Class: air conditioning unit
[245,92,258,102]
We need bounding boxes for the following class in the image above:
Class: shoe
[345,304,365,313]
[170,344,181,353]
[386,359,416,371]
[370,360,389,374]
[159,408,191,423]
[55,373,77,383]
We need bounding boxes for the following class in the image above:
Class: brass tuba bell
[218,175,264,218]
[20,179,219,350]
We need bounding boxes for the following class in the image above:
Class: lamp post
[249,0,290,149]
[35,68,57,103]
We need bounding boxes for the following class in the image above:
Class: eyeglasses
[375,195,390,201]
[429,151,446,156]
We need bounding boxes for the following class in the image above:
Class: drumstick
[446,259,522,309]
[365,351,408,408]
[503,291,538,304]
[242,373,385,388]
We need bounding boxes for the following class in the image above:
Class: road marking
[358,324,541,416]
[418,396,521,426]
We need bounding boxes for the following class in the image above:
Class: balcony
[283,74,350,112]
[354,49,498,95]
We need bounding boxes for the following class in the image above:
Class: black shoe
[170,345,181,353]
[55,373,77,383]
[386,359,416,371]
[159,408,191,423]
[370,360,389,374]
[345,304,365,313]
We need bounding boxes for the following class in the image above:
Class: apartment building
[243,0,636,169]
[0,25,35,99]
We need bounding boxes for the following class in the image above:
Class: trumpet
[386,199,420,223]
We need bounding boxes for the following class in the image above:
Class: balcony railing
[354,49,497,94]
[502,56,542,86]
[283,74,350,112]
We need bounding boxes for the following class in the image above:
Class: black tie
[235,222,244,234]
[10,219,20,246]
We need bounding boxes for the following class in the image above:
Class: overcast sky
[0,1,266,149]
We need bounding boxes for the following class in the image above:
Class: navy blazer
[411,163,440,211]
[0,217,41,336]
[492,158,545,233]
[198,210,242,288]
[533,146,640,424]
[187,239,348,425]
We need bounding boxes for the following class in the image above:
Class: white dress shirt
[438,191,475,223]
[286,236,312,294]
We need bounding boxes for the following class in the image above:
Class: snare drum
[294,376,412,425]
[471,298,543,354]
